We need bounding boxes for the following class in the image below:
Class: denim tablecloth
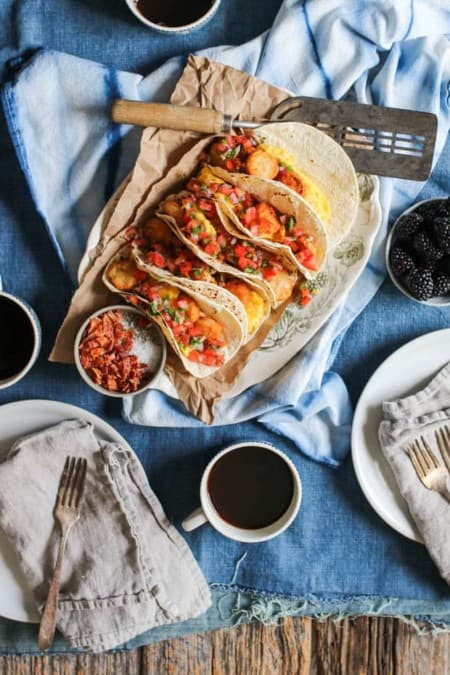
[1,0,450,655]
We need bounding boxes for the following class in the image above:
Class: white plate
[352,329,450,543]
[113,173,381,402]
[0,399,132,623]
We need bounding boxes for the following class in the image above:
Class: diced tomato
[188,325,203,337]
[217,184,234,196]
[178,333,190,346]
[225,159,235,171]
[237,257,248,271]
[178,261,192,277]
[234,244,247,258]
[262,268,277,281]
[204,241,220,257]
[188,350,201,363]
[172,324,184,337]
[199,198,213,212]
[243,206,256,225]
[201,350,219,366]
[300,288,313,306]
[297,249,317,270]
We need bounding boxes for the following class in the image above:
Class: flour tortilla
[252,122,359,246]
[156,195,297,308]
[206,166,328,279]
[103,247,245,378]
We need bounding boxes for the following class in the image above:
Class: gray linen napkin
[379,362,450,585]
[0,419,210,652]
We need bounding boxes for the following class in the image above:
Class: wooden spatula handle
[110,100,226,134]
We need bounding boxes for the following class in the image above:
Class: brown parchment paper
[50,55,291,423]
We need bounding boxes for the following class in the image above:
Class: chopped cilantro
[286,216,295,232]
[227,144,241,159]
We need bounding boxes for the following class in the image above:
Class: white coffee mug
[124,0,222,34]
[182,441,302,543]
[0,277,41,390]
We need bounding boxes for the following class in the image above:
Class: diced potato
[142,217,176,246]
[246,150,279,180]
[107,258,140,291]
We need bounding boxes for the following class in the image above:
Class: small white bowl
[74,305,166,398]
[386,198,450,307]
[124,0,221,33]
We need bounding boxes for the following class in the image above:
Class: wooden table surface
[0,617,448,674]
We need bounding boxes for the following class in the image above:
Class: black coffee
[207,446,294,529]
[0,296,35,380]
[136,0,213,27]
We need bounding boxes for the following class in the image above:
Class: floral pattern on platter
[244,173,381,376]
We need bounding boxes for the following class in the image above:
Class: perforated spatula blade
[270,96,437,181]
[110,97,437,181]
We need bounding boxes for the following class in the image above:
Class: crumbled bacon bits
[79,310,148,393]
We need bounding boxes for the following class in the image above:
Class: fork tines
[57,456,87,510]
[435,426,450,473]
[407,436,441,480]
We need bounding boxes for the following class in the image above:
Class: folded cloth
[379,363,450,586]
[2,0,450,466]
[0,420,210,652]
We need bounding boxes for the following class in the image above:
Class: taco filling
[190,170,318,272]
[133,218,268,335]
[159,187,295,304]
[201,134,330,224]
[106,254,229,368]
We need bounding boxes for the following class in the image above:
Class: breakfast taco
[185,166,328,279]
[202,122,359,246]
[103,247,244,378]
[131,216,271,340]
[157,185,297,308]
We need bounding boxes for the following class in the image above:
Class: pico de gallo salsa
[132,218,268,333]
[200,134,305,195]
[106,254,228,368]
[191,170,317,272]
[159,184,295,303]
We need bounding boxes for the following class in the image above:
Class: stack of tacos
[102,123,359,378]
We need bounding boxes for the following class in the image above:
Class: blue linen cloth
[1,0,450,656]
[3,0,450,466]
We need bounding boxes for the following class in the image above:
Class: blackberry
[389,246,415,276]
[407,268,434,301]
[436,197,450,219]
[417,200,441,221]
[433,216,450,253]
[413,231,443,261]
[395,212,422,241]
[433,272,450,297]
[439,255,450,275]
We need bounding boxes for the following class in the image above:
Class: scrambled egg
[260,143,331,224]
[225,280,265,334]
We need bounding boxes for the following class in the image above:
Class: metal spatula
[110,98,437,181]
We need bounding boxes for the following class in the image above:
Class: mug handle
[181,506,208,532]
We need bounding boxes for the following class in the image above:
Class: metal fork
[435,426,450,473]
[38,456,87,651]
[407,436,450,503]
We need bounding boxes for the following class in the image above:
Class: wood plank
[0,618,448,675]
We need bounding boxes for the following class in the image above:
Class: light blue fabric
[2,0,450,655]
[2,0,450,468]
